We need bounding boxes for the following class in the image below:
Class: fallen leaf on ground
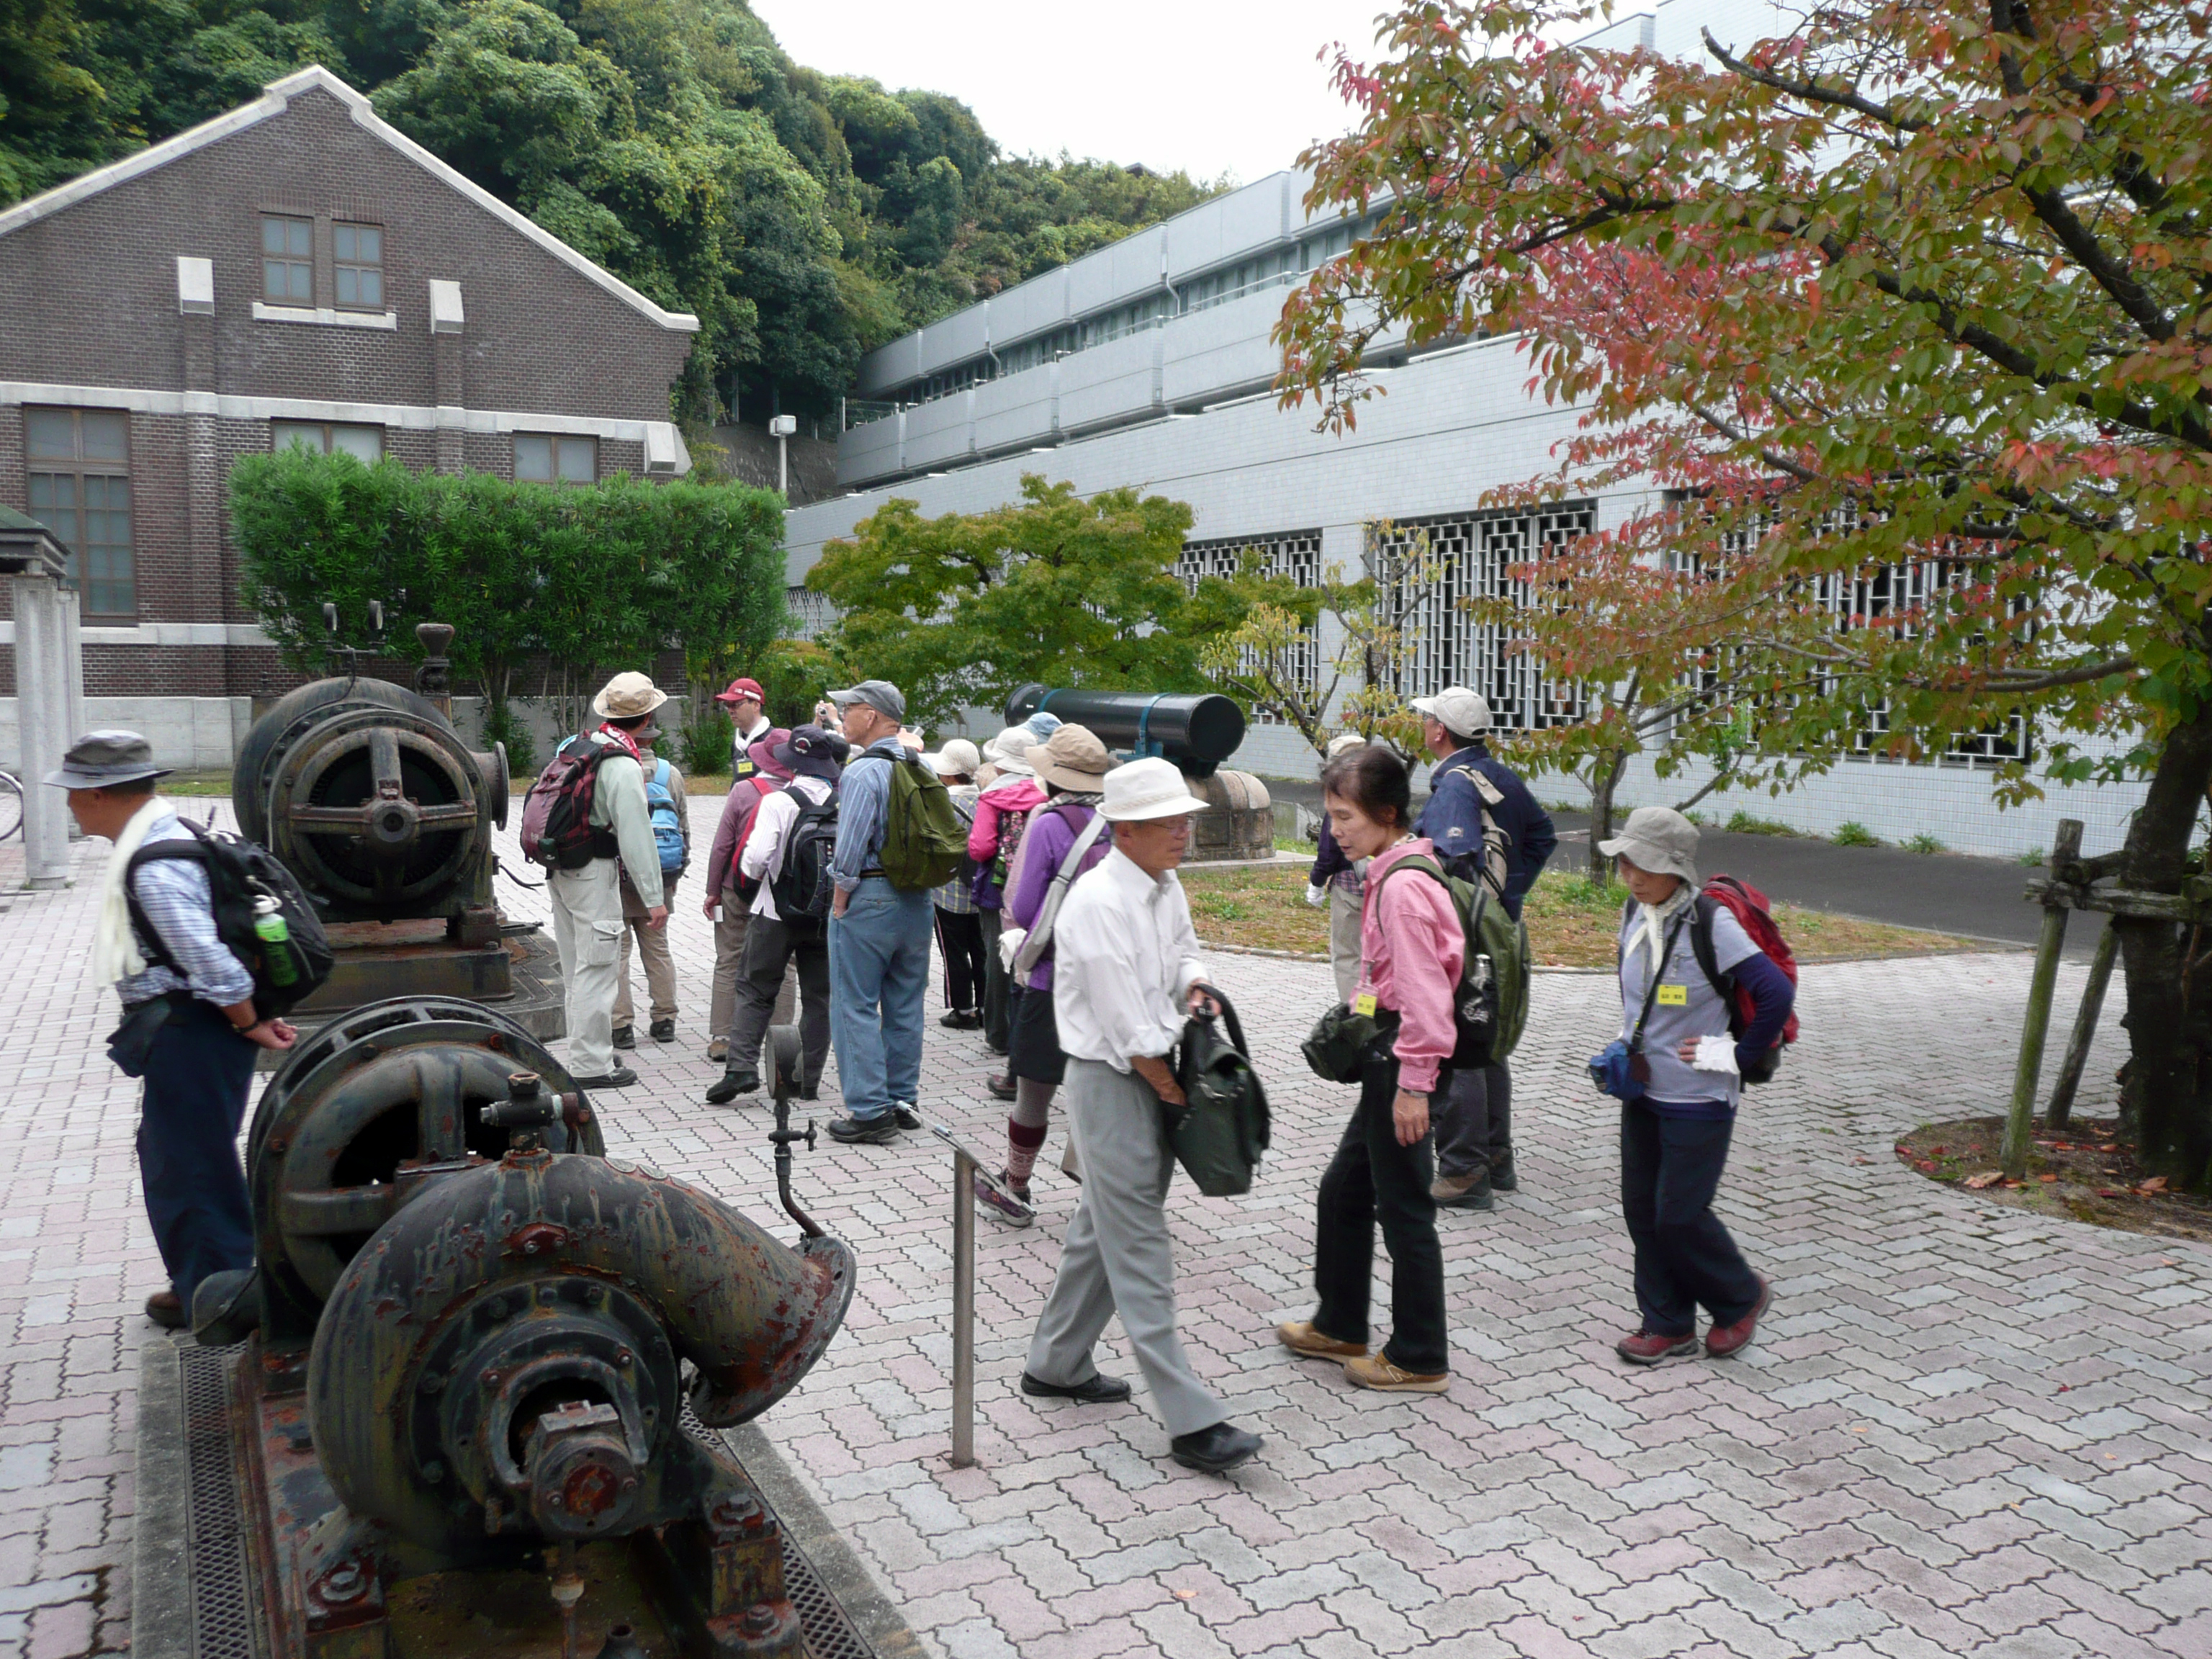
[2039,1173,2059,1184]
[2098,1189,2130,1198]
[1930,1146,1948,1156]
[2139,1177,2170,1194]
[2003,1179,2024,1189]
[1173,1590,1197,1601]
[2100,1143,2118,1152]
[1916,1159,1937,1172]
[1964,1172,2005,1190]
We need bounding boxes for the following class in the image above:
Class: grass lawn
[1178,862,1979,967]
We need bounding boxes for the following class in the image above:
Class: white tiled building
[783,3,2146,861]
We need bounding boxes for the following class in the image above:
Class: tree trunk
[2116,699,2212,1192]
[1588,747,1629,884]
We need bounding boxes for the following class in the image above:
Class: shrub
[482,699,538,778]
[1725,809,1797,836]
[1906,832,1947,855]
[1832,821,1880,847]
[2018,847,2046,866]
[682,706,734,776]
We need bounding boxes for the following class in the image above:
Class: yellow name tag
[1353,992,1377,1017]
[1655,984,1689,1007]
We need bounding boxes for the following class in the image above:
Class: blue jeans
[134,997,257,1304]
[828,879,934,1120]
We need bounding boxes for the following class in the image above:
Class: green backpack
[878,750,970,890]
[1366,853,1530,1066]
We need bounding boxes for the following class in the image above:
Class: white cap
[1410,685,1491,738]
[1100,757,1210,822]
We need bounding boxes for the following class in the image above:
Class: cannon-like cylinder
[1004,684,1246,778]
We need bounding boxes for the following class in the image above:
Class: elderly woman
[1597,807,1792,1365]
[1277,742,1457,1393]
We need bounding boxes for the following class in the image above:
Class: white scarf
[1634,881,1698,983]
[94,796,171,985]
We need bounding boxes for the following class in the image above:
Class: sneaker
[827,1113,899,1146]
[575,1066,638,1089]
[1169,1421,1264,1473]
[649,1018,675,1043]
[1344,1353,1449,1393]
[1432,1171,1493,1210]
[1617,1328,1700,1365]
[1276,1319,1366,1360]
[986,1073,1018,1102]
[144,1290,185,1329]
[611,1025,637,1051]
[1705,1277,1773,1359]
[893,1105,923,1131]
[974,1170,1035,1227]
[940,1010,982,1030]
[706,1037,729,1064]
[705,1071,760,1105]
[1489,1155,1519,1192]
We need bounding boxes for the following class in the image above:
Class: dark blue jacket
[1308,817,1352,888]
[1415,740,1557,920]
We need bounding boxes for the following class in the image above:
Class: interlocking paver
[3,817,2210,1658]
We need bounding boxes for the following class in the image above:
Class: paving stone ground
[1,812,2208,1659]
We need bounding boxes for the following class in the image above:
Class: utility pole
[769,413,796,498]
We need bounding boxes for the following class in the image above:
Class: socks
[1004,1079,1056,1186]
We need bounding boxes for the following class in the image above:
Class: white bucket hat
[1100,757,1209,822]
[1597,806,1701,885]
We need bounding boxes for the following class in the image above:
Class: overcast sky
[747,1,1394,184]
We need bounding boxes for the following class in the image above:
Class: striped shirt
[114,811,254,1007]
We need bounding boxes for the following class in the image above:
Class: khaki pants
[1328,883,1363,1006]
[709,884,794,1038]
[614,911,678,1028]
[549,858,624,1079]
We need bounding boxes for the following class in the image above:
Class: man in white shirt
[1021,758,1265,1475]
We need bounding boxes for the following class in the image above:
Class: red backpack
[1689,874,1799,1084]
[520,728,637,870]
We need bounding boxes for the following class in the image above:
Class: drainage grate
[172,1344,878,1659]
[179,1343,260,1659]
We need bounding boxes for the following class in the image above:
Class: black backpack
[126,822,334,1015]
[770,783,840,929]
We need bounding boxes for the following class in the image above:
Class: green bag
[877,751,969,890]
[1302,1002,1379,1084]
[1365,853,1530,1066]
[1166,992,1271,1197]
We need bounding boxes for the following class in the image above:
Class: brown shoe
[144,1290,185,1329]
[1617,1328,1699,1365]
[1344,1353,1449,1393]
[1277,1319,1366,1359]
[1704,1277,1772,1359]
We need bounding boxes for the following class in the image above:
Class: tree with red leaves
[1277,0,2212,1189]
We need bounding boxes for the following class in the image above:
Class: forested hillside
[0,0,1220,423]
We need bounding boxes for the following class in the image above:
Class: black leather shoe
[1170,1421,1264,1473]
[575,1066,638,1089]
[1490,1156,1519,1192]
[893,1106,922,1131]
[192,1267,261,1346]
[649,1018,675,1043]
[144,1290,185,1329]
[705,1071,760,1105]
[940,1010,981,1029]
[986,1074,1018,1102]
[827,1114,899,1145]
[1020,1371,1132,1404]
[611,1025,637,1051]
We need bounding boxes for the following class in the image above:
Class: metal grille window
[1370,505,1597,733]
[261,215,313,304]
[333,222,383,309]
[515,433,596,484]
[26,406,133,618]
[272,421,384,462]
[1179,530,1323,721]
[785,585,836,641]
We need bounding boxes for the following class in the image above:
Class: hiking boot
[706,1037,729,1064]
[145,1290,185,1329]
[1344,1353,1449,1393]
[940,1010,981,1030]
[1617,1328,1699,1365]
[611,1025,637,1051]
[649,1018,675,1043]
[705,1070,760,1105]
[575,1066,638,1089]
[1432,1170,1493,1210]
[1169,1421,1264,1473]
[974,1170,1035,1228]
[893,1105,923,1131]
[1705,1277,1773,1359]
[1277,1319,1366,1360]
[827,1113,899,1145]
[1489,1154,1519,1192]
[986,1073,1018,1102]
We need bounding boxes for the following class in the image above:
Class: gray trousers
[1436,1060,1513,1180]
[1025,1058,1224,1439]
[710,886,796,1040]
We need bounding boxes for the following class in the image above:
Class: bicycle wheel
[0,770,20,840]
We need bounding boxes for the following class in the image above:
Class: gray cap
[1598,806,1700,886]
[43,729,173,789]
[829,679,906,722]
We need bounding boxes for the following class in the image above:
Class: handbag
[1588,910,1689,1102]
[1166,989,1270,1197]
[107,991,184,1079]
[1302,1002,1380,1084]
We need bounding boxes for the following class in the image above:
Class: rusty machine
[1002,685,1274,861]
[208,999,856,1659]
[236,621,560,1032]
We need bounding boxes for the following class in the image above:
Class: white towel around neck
[93,796,173,986]
[1635,881,1699,984]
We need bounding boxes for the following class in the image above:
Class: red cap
[714,677,765,704]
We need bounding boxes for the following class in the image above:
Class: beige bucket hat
[593,671,668,719]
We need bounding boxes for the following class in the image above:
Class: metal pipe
[950,1144,975,1469]
[1002,684,1246,776]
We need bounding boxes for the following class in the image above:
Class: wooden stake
[2003,819,2080,1176]
[2045,920,2118,1130]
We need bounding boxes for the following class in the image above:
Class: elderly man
[716,676,773,781]
[1412,685,1557,1210]
[549,672,669,1089]
[1020,757,1265,1475]
[49,731,297,1331]
[824,679,932,1143]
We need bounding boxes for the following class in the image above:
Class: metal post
[2045,918,2118,1129]
[950,1144,975,1469]
[2003,819,2081,1174]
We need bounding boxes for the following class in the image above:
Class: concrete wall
[0,695,251,770]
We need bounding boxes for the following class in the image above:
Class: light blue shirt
[115,810,255,1007]
[830,739,907,894]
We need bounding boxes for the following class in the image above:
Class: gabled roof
[0,66,700,334]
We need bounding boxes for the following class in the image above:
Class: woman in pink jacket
[1278,742,1462,1394]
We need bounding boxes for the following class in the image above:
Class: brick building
[0,65,699,767]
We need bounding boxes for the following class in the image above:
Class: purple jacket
[1006,801,1111,992]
